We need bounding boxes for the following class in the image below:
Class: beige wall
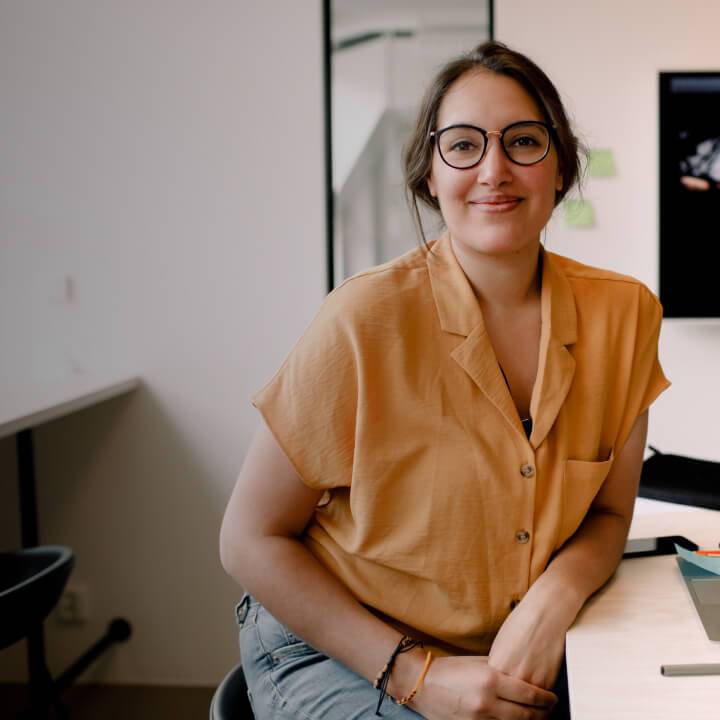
[497,0,720,461]
[0,1,325,685]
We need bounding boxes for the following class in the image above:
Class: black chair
[0,546,74,651]
[210,663,255,719]
[0,545,133,718]
[1,546,74,717]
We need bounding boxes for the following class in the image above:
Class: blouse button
[515,530,530,544]
[520,463,535,478]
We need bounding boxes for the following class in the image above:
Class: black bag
[639,446,720,510]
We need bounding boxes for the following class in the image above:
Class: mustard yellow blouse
[252,234,670,656]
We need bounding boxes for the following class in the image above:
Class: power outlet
[56,585,90,625]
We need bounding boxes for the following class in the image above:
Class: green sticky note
[564,198,595,228]
[587,148,615,177]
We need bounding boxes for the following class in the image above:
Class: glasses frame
[429,120,556,169]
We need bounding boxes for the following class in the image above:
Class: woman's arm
[221,420,558,719]
[488,409,649,689]
[219,421,416,697]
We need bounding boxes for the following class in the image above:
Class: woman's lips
[469,198,523,213]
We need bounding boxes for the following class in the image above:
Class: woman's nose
[475,134,512,186]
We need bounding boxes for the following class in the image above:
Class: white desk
[0,374,140,440]
[567,499,720,719]
[0,373,139,696]
[1,373,140,545]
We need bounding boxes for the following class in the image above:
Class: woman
[220,41,670,720]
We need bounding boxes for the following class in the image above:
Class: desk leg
[17,429,39,548]
[16,429,49,716]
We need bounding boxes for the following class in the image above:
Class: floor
[0,683,215,719]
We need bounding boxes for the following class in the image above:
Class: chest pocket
[560,451,615,543]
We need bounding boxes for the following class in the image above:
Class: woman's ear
[427,174,437,198]
[555,168,563,193]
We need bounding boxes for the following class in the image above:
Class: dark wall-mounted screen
[659,72,720,318]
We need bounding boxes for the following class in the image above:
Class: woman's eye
[510,135,539,147]
[450,140,476,152]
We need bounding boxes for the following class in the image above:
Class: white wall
[3,0,719,690]
[497,0,720,461]
[0,1,325,685]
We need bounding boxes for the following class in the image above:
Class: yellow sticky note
[564,198,595,228]
[587,148,615,177]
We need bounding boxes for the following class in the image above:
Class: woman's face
[427,70,563,257]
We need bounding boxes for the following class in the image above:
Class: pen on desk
[661,664,720,676]
[695,550,720,556]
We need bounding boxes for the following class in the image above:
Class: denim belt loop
[235,591,252,627]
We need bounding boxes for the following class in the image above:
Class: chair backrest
[0,545,74,650]
[210,663,254,719]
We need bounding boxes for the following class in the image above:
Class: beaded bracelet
[397,650,433,705]
[373,635,423,716]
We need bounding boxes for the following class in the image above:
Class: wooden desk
[567,499,720,719]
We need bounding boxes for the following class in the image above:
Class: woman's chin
[450,232,539,257]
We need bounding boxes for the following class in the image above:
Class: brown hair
[403,40,586,245]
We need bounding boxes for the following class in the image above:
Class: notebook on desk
[677,557,720,641]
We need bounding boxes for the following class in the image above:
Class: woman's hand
[487,581,580,691]
[408,654,558,720]
[488,607,566,692]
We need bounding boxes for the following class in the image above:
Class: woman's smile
[469,194,524,213]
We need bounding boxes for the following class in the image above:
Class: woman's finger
[494,672,558,709]
[490,696,555,720]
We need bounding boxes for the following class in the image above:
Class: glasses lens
[503,123,550,165]
[437,126,485,169]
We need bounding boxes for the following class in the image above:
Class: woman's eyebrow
[439,117,544,128]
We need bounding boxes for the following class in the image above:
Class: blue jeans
[236,592,424,719]
[236,592,571,719]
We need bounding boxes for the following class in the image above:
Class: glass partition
[327,1,493,286]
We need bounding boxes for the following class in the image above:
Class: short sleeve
[614,286,671,453]
[251,291,357,491]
